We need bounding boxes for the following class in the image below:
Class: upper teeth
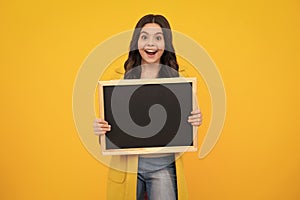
[146,50,156,52]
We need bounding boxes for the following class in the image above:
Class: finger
[94,125,111,131]
[94,121,110,130]
[188,116,202,123]
[188,119,202,124]
[188,117,202,123]
[190,118,202,125]
[96,125,111,131]
[93,124,111,135]
[94,127,111,135]
[101,126,111,131]
[94,118,108,125]
[93,123,106,130]
[188,114,202,120]
[188,118,201,122]
[99,124,111,128]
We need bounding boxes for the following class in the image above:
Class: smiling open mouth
[145,49,158,55]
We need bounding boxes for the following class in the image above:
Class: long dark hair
[124,14,179,79]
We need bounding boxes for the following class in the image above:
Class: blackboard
[98,77,197,155]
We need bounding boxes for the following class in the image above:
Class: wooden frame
[98,77,197,155]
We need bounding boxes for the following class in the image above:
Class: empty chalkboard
[98,77,197,155]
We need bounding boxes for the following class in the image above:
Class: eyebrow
[140,31,163,35]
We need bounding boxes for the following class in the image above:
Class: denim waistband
[138,154,175,173]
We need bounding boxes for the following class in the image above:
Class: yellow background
[1,0,300,199]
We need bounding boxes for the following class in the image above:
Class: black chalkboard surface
[98,77,197,155]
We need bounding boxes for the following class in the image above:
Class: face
[138,23,165,65]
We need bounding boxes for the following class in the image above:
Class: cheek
[157,41,165,50]
[138,40,145,49]
[158,50,164,57]
[138,49,144,56]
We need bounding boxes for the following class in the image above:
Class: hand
[93,118,111,136]
[188,109,202,127]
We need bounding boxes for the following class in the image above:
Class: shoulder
[114,66,125,75]
[178,65,189,77]
[100,66,125,80]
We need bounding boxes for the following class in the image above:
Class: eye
[156,36,163,41]
[140,35,148,40]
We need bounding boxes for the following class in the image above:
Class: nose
[146,36,155,46]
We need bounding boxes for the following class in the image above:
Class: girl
[94,14,202,200]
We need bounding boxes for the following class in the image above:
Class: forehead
[140,23,163,34]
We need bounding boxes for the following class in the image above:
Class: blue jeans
[136,155,178,200]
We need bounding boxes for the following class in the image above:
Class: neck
[140,62,161,79]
